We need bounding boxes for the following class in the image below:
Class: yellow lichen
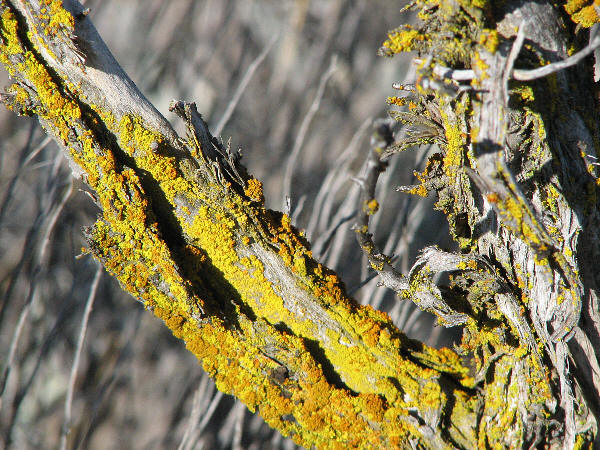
[45,0,75,36]
[565,0,600,27]
[365,199,379,215]
[382,26,426,54]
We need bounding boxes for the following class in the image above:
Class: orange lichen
[387,96,408,107]
[244,177,265,203]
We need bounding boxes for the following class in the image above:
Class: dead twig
[352,120,409,293]
[60,264,102,450]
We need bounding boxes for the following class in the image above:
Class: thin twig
[178,375,211,450]
[213,36,277,136]
[368,144,429,310]
[22,136,52,168]
[0,126,45,225]
[512,34,600,81]
[317,118,372,229]
[196,390,224,435]
[411,31,600,86]
[353,120,409,293]
[503,21,527,105]
[0,287,31,403]
[232,401,245,450]
[73,309,144,449]
[0,178,73,402]
[322,183,360,270]
[369,146,402,238]
[39,180,74,264]
[60,264,102,450]
[291,194,307,223]
[307,117,371,243]
[282,55,338,210]
[312,210,356,260]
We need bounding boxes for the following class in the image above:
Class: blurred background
[0,0,453,448]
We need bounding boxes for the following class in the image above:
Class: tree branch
[0,1,476,447]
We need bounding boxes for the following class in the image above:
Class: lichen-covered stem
[382,0,600,447]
